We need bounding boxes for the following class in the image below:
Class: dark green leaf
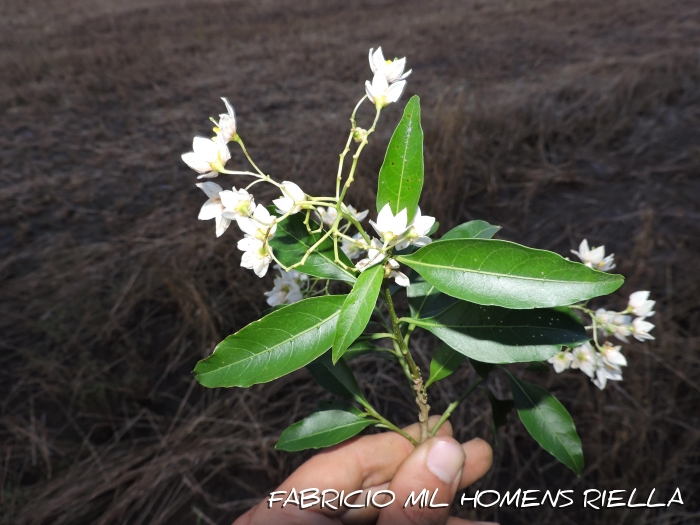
[376,96,424,223]
[470,358,494,378]
[409,301,588,364]
[316,399,364,415]
[333,265,384,362]
[307,351,366,403]
[269,214,356,283]
[194,295,346,388]
[442,220,501,240]
[276,408,375,451]
[407,274,458,319]
[426,342,466,387]
[397,239,624,309]
[507,371,584,475]
[344,341,395,361]
[487,391,515,429]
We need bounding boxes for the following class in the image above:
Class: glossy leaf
[333,264,384,362]
[397,239,624,309]
[269,213,356,283]
[470,358,494,378]
[276,407,375,452]
[442,220,501,241]
[426,342,466,388]
[409,301,588,364]
[376,95,424,223]
[194,295,346,388]
[407,274,458,319]
[487,392,514,429]
[507,372,584,475]
[307,351,366,403]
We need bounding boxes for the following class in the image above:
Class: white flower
[627,291,655,317]
[220,187,255,220]
[365,72,406,108]
[182,136,231,178]
[264,266,307,306]
[237,204,277,241]
[238,238,272,277]
[595,308,633,342]
[342,204,369,223]
[315,206,338,226]
[196,182,231,237]
[355,238,387,271]
[548,351,574,373]
[368,47,412,84]
[571,239,616,271]
[385,258,409,287]
[593,360,624,390]
[570,342,599,378]
[214,97,237,143]
[395,207,435,250]
[599,342,627,368]
[273,181,306,215]
[341,233,368,260]
[370,204,410,244]
[630,317,655,341]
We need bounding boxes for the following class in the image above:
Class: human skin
[234,416,496,525]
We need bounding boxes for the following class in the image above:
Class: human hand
[234,416,495,525]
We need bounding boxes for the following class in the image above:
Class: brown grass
[1,0,699,523]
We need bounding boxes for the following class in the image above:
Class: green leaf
[409,301,588,364]
[487,392,515,429]
[307,351,366,403]
[426,343,467,388]
[507,371,584,475]
[407,274,458,319]
[269,213,356,283]
[397,239,624,309]
[376,95,424,223]
[316,399,364,415]
[276,408,375,451]
[333,265,384,362]
[470,358,494,378]
[194,295,346,388]
[442,220,501,241]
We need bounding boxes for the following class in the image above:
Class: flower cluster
[352,204,435,287]
[264,266,308,307]
[365,47,411,108]
[548,241,656,389]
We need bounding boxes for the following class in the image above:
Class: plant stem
[382,285,430,443]
[429,377,484,437]
[364,407,418,447]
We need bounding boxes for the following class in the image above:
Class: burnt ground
[1,0,700,523]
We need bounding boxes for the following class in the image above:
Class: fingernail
[426,439,465,484]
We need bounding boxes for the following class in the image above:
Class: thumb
[377,436,464,525]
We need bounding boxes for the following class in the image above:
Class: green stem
[429,377,484,437]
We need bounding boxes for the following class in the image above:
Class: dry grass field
[1,0,700,523]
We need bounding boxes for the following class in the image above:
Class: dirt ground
[1,0,699,523]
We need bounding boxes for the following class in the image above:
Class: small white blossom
[238,238,272,277]
[237,204,277,241]
[365,72,406,108]
[273,181,306,215]
[627,291,655,317]
[315,206,338,226]
[395,207,435,250]
[182,136,231,178]
[195,182,231,238]
[630,317,655,341]
[342,233,368,260]
[593,359,624,390]
[570,342,599,378]
[368,47,412,84]
[571,239,616,271]
[370,204,410,244]
[385,258,409,287]
[355,238,387,271]
[595,308,633,342]
[264,266,307,306]
[342,204,369,223]
[548,351,574,373]
[220,187,255,220]
[599,342,627,368]
[214,97,237,143]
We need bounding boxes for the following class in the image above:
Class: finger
[458,438,493,490]
[378,436,466,525]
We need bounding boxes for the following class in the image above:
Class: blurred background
[1,0,699,523]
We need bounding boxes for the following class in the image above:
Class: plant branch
[429,377,484,437]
